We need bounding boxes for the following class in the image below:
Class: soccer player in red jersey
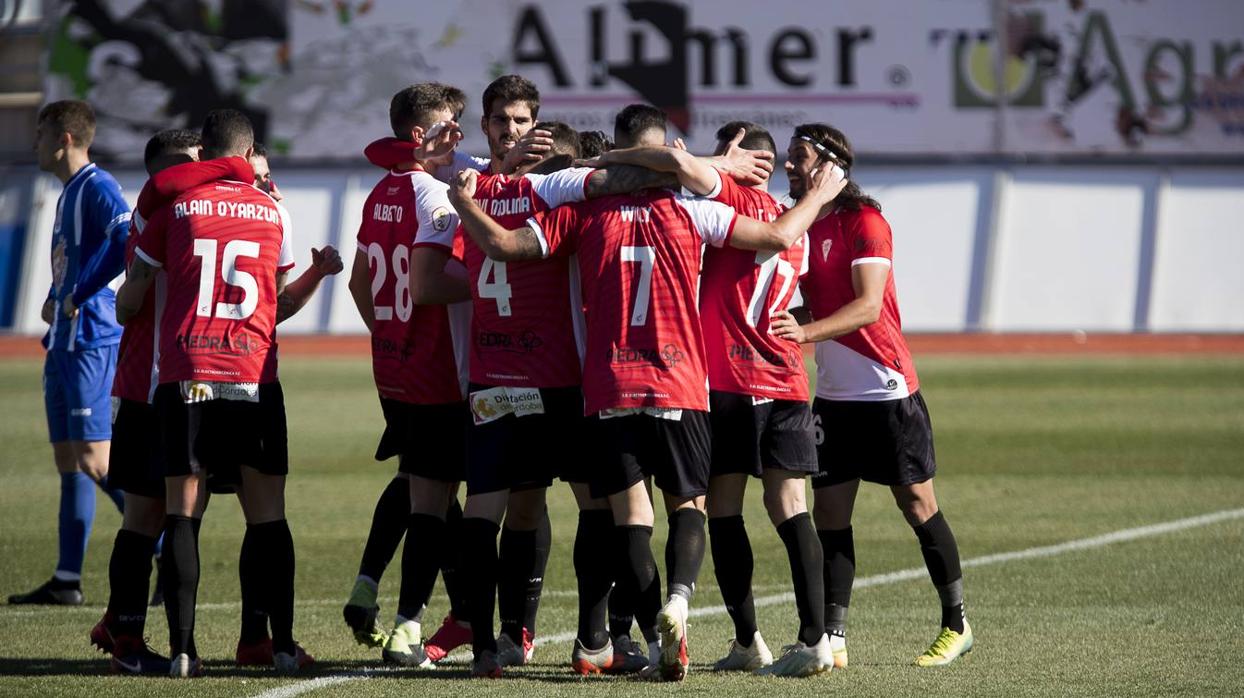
[450,160,845,681]
[585,121,833,676]
[770,123,973,668]
[229,142,339,669]
[91,129,208,676]
[344,83,473,668]
[116,110,303,678]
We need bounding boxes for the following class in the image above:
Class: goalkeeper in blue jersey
[9,101,130,606]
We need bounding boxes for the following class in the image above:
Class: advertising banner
[44,0,1244,160]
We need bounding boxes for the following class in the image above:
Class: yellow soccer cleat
[915,621,973,667]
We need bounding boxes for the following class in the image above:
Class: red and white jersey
[114,158,263,400]
[528,189,737,414]
[136,177,293,385]
[801,205,918,401]
[457,167,593,387]
[697,170,810,402]
[356,168,469,404]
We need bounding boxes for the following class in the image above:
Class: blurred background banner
[41,0,1244,161]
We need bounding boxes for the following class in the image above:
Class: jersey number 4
[193,239,260,319]
[477,258,513,317]
[368,242,413,322]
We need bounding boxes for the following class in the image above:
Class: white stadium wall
[4,163,1243,336]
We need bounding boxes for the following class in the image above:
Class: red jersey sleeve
[134,205,171,268]
[527,201,585,258]
[847,207,893,267]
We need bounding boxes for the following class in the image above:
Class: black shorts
[709,391,818,478]
[154,382,289,480]
[109,398,165,499]
[811,391,937,489]
[466,384,590,496]
[377,398,467,483]
[590,409,712,499]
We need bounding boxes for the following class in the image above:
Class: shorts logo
[70,407,93,417]
[431,207,452,232]
[821,239,833,261]
[469,386,545,425]
[886,379,898,390]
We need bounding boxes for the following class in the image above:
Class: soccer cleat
[424,613,472,663]
[274,651,300,675]
[8,578,84,606]
[383,620,430,668]
[713,631,774,671]
[606,634,651,675]
[471,649,503,678]
[168,653,204,678]
[829,633,848,668]
[342,579,387,648]
[496,627,534,667]
[657,597,690,682]
[236,638,317,670]
[89,612,117,654]
[753,634,833,677]
[915,621,974,667]
[570,638,615,675]
[110,635,171,676]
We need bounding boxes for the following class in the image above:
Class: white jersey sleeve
[674,194,738,248]
[680,166,723,199]
[412,173,460,250]
[433,150,491,183]
[524,167,594,209]
[276,202,295,271]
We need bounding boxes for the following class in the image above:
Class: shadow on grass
[0,657,723,683]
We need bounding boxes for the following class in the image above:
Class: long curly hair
[792,123,881,213]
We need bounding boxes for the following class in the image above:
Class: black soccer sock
[497,526,534,642]
[249,520,297,654]
[398,513,446,622]
[357,476,411,583]
[461,517,501,657]
[619,525,661,635]
[607,525,635,639]
[778,513,826,645]
[109,529,156,637]
[441,499,467,619]
[708,515,757,644]
[161,515,200,658]
[912,511,965,632]
[574,511,614,649]
[665,509,707,602]
[527,510,551,635]
[819,526,855,637]
[238,524,269,644]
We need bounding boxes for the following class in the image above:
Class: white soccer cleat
[656,597,690,681]
[713,631,774,671]
[829,633,848,668]
[168,652,203,678]
[753,634,833,677]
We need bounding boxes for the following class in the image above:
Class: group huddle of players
[20,73,974,681]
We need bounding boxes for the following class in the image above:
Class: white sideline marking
[245,506,1244,698]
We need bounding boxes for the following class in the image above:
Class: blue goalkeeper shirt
[45,163,131,351]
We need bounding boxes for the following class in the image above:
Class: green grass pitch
[0,354,1241,697]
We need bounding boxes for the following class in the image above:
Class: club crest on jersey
[432,207,452,231]
[821,239,833,261]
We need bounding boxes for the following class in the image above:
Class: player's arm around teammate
[771,123,972,669]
